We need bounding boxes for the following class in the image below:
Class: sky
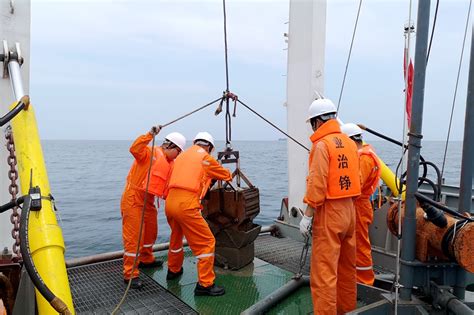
[28,0,473,141]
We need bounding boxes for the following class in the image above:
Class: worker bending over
[165,132,232,296]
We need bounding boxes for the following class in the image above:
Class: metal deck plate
[67,259,197,314]
[255,234,311,275]
[143,249,314,315]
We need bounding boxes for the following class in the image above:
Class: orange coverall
[304,121,361,315]
[355,146,380,285]
[166,146,231,287]
[120,133,168,280]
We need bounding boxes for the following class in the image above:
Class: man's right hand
[150,125,162,136]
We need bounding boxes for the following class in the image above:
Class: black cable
[0,101,26,127]
[426,0,440,64]
[415,192,474,222]
[0,196,24,214]
[360,125,436,193]
[237,99,310,152]
[19,196,72,314]
[420,160,442,201]
[417,176,439,202]
[394,147,408,194]
[161,97,222,128]
[20,196,54,302]
[222,0,230,92]
[359,125,404,147]
[337,0,363,112]
[440,0,472,180]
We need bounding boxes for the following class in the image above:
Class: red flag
[403,49,414,127]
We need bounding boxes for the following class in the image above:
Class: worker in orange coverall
[121,126,186,289]
[165,131,232,296]
[299,99,361,314]
[341,123,381,286]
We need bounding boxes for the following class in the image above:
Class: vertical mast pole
[286,0,326,225]
[455,23,474,300]
[399,0,431,301]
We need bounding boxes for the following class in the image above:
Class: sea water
[42,140,464,258]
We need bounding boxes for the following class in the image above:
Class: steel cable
[440,0,472,180]
[426,0,440,64]
[161,97,222,128]
[112,135,156,314]
[237,99,310,152]
[337,0,363,112]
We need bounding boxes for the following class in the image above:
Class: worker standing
[341,123,381,286]
[121,126,186,289]
[165,132,232,296]
[299,99,361,314]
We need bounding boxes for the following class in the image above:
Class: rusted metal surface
[213,222,261,248]
[215,242,255,270]
[0,263,21,314]
[387,202,474,272]
[202,188,260,229]
[202,187,261,270]
[202,149,262,270]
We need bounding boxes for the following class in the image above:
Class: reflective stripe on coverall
[121,133,171,280]
[166,145,232,287]
[355,144,381,285]
[304,119,361,315]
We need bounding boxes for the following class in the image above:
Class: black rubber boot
[123,277,143,289]
[166,267,184,280]
[194,283,225,296]
[139,258,164,268]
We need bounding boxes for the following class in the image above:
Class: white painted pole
[286,0,326,225]
[0,0,30,252]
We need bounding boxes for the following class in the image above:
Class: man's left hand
[299,215,313,237]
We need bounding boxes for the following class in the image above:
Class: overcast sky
[29,0,472,141]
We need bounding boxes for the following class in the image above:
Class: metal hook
[313,90,325,100]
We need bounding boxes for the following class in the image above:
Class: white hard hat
[193,131,215,147]
[341,123,363,138]
[165,132,186,151]
[306,98,337,122]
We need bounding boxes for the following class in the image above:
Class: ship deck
[67,234,313,314]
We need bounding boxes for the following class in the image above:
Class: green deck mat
[141,249,314,315]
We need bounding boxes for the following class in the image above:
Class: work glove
[299,215,313,238]
[150,125,162,136]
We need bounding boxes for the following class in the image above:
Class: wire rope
[440,0,472,180]
[337,0,363,112]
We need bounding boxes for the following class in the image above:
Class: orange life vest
[140,147,172,197]
[311,119,361,199]
[167,145,212,200]
[358,144,381,196]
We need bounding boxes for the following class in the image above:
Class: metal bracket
[1,40,23,79]
[404,21,416,35]
[15,42,23,65]
[10,0,15,14]
[2,40,9,78]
